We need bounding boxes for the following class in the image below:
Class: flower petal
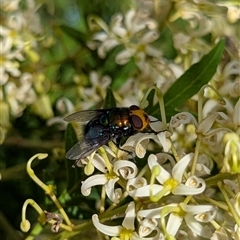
[172,177,206,195]
[185,214,213,238]
[145,45,161,58]
[115,49,133,65]
[113,160,138,179]
[92,154,108,173]
[105,178,122,203]
[138,207,163,219]
[81,174,107,196]
[180,203,216,215]
[148,154,171,183]
[233,98,240,127]
[166,212,183,237]
[93,32,108,41]
[122,201,135,230]
[172,153,194,183]
[157,132,172,152]
[141,31,159,44]
[198,113,218,135]
[112,26,127,38]
[211,227,229,240]
[169,112,198,130]
[194,209,216,223]
[124,9,135,31]
[128,184,163,197]
[149,116,164,132]
[138,218,158,237]
[122,133,152,152]
[195,163,211,177]
[132,228,162,240]
[92,214,123,236]
[126,176,147,193]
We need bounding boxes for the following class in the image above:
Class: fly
[64,105,153,164]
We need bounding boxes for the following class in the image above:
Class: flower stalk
[25,154,73,230]
[217,181,240,227]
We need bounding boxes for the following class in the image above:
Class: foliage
[0,0,240,239]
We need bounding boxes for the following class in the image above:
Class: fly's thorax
[108,108,133,133]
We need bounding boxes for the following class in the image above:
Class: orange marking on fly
[129,108,150,131]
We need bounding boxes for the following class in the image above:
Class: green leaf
[102,88,116,108]
[164,39,225,110]
[65,123,78,152]
[149,39,225,119]
[60,25,87,45]
[65,123,80,190]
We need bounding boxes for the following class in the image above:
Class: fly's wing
[66,138,103,160]
[64,108,116,162]
[66,126,109,161]
[64,109,112,123]
[64,110,108,140]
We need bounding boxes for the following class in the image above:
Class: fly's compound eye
[130,114,143,130]
[129,109,150,131]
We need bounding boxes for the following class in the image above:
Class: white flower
[156,131,172,152]
[138,202,217,238]
[88,9,160,65]
[92,202,135,238]
[167,203,217,238]
[211,227,229,240]
[223,179,239,195]
[233,98,240,128]
[81,158,138,203]
[195,154,211,177]
[115,30,161,66]
[77,71,111,109]
[1,0,21,12]
[120,133,153,158]
[169,112,198,131]
[127,153,206,200]
[4,79,36,117]
[92,201,163,240]
[169,111,232,149]
[120,131,167,159]
[0,39,23,85]
[222,132,240,173]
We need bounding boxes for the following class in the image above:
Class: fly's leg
[112,138,135,160]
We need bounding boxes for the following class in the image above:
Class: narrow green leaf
[148,39,225,119]
[65,123,78,152]
[103,88,116,108]
[164,39,225,110]
[60,25,87,44]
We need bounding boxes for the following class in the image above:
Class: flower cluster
[7,0,238,239]
[0,0,51,143]
[78,84,240,239]
[22,78,239,238]
[87,9,174,103]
